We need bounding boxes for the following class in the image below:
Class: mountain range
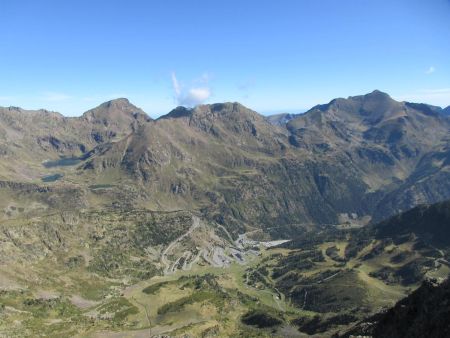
[1,90,450,337]
[1,90,450,232]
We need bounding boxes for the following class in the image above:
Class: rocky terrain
[1,90,450,336]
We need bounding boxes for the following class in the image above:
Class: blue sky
[1,0,449,117]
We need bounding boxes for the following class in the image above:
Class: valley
[1,204,449,337]
[1,91,450,336]
[3,2,450,336]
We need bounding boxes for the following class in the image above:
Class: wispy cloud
[171,72,211,107]
[171,72,182,98]
[425,66,435,74]
[39,92,72,102]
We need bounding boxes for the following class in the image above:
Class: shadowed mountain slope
[375,199,450,247]
[343,277,450,338]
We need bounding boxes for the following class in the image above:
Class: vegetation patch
[96,297,138,322]
[65,255,86,268]
[294,313,357,335]
[370,258,434,285]
[325,245,346,262]
[133,213,193,247]
[241,309,282,328]
[88,246,159,281]
[142,281,170,295]
[289,270,368,313]
[157,290,227,315]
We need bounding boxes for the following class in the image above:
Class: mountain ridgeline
[1,91,450,235]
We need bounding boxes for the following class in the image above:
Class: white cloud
[425,66,435,74]
[171,72,211,107]
[186,87,210,103]
[40,92,72,102]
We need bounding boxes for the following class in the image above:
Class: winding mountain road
[160,216,200,275]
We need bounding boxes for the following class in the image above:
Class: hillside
[237,199,450,336]
[0,99,149,181]
[375,199,450,247]
[343,277,450,338]
[1,91,450,336]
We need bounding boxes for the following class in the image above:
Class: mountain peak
[346,89,394,104]
[99,97,137,109]
[82,98,151,123]
[194,102,259,118]
[159,102,259,121]
[82,98,152,132]
[365,89,391,98]
[158,106,192,120]
[188,102,270,128]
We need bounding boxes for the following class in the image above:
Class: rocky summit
[1,91,450,337]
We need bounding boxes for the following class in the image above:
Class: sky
[1,0,450,117]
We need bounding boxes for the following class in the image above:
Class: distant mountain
[444,106,450,116]
[287,90,450,221]
[0,99,150,181]
[265,112,300,126]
